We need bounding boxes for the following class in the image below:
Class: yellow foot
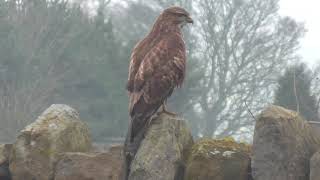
[158,103,178,116]
[162,110,177,116]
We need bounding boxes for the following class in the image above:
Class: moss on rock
[185,138,251,180]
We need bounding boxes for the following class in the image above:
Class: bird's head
[162,6,193,28]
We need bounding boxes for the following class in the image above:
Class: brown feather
[129,34,186,115]
[123,6,191,180]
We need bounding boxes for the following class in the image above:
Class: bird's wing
[128,34,186,144]
[130,34,186,114]
[126,41,143,92]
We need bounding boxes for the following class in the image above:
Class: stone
[184,138,251,180]
[310,151,320,180]
[128,113,194,180]
[54,150,122,180]
[0,144,12,165]
[0,161,11,180]
[252,105,320,180]
[0,144,12,180]
[9,104,91,180]
[309,121,320,140]
[108,144,123,160]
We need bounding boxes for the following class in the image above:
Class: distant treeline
[0,0,318,142]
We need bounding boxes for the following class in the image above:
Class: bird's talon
[162,110,177,116]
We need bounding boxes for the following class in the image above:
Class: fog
[279,0,320,66]
[0,0,319,144]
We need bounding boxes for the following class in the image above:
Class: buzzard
[123,6,193,179]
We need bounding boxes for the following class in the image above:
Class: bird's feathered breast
[127,30,186,89]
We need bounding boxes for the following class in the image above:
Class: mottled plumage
[123,6,193,180]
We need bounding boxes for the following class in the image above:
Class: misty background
[0,0,319,143]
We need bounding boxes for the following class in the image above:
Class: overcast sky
[279,0,320,66]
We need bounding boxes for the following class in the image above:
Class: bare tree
[311,61,320,113]
[196,0,305,137]
[0,0,91,141]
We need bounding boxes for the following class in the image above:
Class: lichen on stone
[185,137,251,180]
[9,104,92,180]
[190,137,251,159]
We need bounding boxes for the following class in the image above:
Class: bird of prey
[123,6,193,179]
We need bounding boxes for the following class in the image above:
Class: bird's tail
[122,94,162,180]
[122,115,150,180]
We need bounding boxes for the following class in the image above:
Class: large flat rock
[54,149,122,180]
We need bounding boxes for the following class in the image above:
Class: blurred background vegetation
[0,0,319,143]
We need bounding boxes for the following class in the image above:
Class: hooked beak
[186,16,193,24]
